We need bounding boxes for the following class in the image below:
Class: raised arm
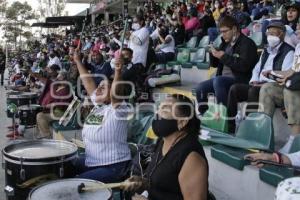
[73,49,97,96]
[111,57,124,107]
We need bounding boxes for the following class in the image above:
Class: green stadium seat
[190,35,210,52]
[249,32,263,47]
[177,36,198,50]
[201,103,228,133]
[127,111,154,145]
[167,49,190,68]
[210,113,274,170]
[51,112,81,132]
[211,145,252,170]
[259,136,300,187]
[213,35,222,49]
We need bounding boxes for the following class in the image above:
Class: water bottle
[235,110,243,132]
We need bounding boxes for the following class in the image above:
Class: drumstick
[77,181,131,193]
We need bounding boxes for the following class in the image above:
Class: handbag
[285,72,300,91]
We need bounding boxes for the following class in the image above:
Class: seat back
[213,35,222,48]
[177,49,190,64]
[198,35,210,48]
[236,113,274,151]
[127,111,154,144]
[289,135,300,153]
[201,103,228,133]
[195,48,206,62]
[186,36,198,48]
[249,32,262,47]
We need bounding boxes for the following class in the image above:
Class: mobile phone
[266,71,284,81]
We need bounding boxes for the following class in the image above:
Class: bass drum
[28,178,112,200]
[2,140,78,200]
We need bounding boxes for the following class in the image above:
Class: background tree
[4,1,36,48]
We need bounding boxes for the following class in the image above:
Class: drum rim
[28,178,113,199]
[18,104,42,110]
[2,140,78,163]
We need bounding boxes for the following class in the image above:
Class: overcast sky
[10,0,90,16]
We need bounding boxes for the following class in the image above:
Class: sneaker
[279,136,295,154]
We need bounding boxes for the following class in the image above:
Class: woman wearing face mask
[154,26,175,64]
[212,0,225,22]
[123,94,209,200]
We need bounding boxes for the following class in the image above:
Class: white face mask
[132,23,141,31]
[267,35,281,48]
[215,4,220,8]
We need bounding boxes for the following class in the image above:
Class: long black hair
[171,94,201,136]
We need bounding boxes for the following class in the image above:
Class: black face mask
[152,114,178,138]
[123,57,131,64]
[49,54,55,58]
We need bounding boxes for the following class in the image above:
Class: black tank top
[146,134,208,200]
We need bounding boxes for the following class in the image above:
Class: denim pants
[73,154,130,183]
[196,76,236,114]
[208,27,219,42]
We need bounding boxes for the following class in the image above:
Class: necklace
[148,132,188,186]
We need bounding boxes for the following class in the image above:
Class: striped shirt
[82,100,131,167]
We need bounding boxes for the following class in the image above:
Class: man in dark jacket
[195,16,258,114]
[0,48,6,85]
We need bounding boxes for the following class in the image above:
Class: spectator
[129,15,150,67]
[227,21,294,133]
[123,94,209,200]
[73,48,131,183]
[154,26,175,64]
[47,50,62,70]
[195,16,258,115]
[0,48,6,86]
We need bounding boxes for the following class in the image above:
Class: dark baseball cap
[267,21,286,32]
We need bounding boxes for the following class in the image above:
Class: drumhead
[18,104,41,110]
[29,179,112,200]
[3,140,78,161]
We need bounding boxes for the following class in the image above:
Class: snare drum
[2,140,78,200]
[18,104,43,126]
[28,179,112,200]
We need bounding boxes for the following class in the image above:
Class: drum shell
[18,106,42,126]
[4,160,76,200]
[3,140,78,200]
[6,95,38,118]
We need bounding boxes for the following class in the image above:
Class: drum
[275,177,300,200]
[2,140,78,200]
[28,179,112,200]
[18,105,43,126]
[6,92,38,118]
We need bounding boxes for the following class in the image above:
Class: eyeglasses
[219,29,231,34]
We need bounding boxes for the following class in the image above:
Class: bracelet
[277,152,283,164]
[273,153,280,163]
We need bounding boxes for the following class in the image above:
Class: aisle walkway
[0,71,13,198]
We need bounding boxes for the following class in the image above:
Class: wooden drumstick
[78,181,131,193]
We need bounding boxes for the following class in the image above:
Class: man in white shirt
[47,51,62,70]
[227,21,294,133]
[128,15,150,68]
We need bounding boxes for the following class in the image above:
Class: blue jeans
[208,27,219,42]
[196,76,236,114]
[73,154,130,183]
